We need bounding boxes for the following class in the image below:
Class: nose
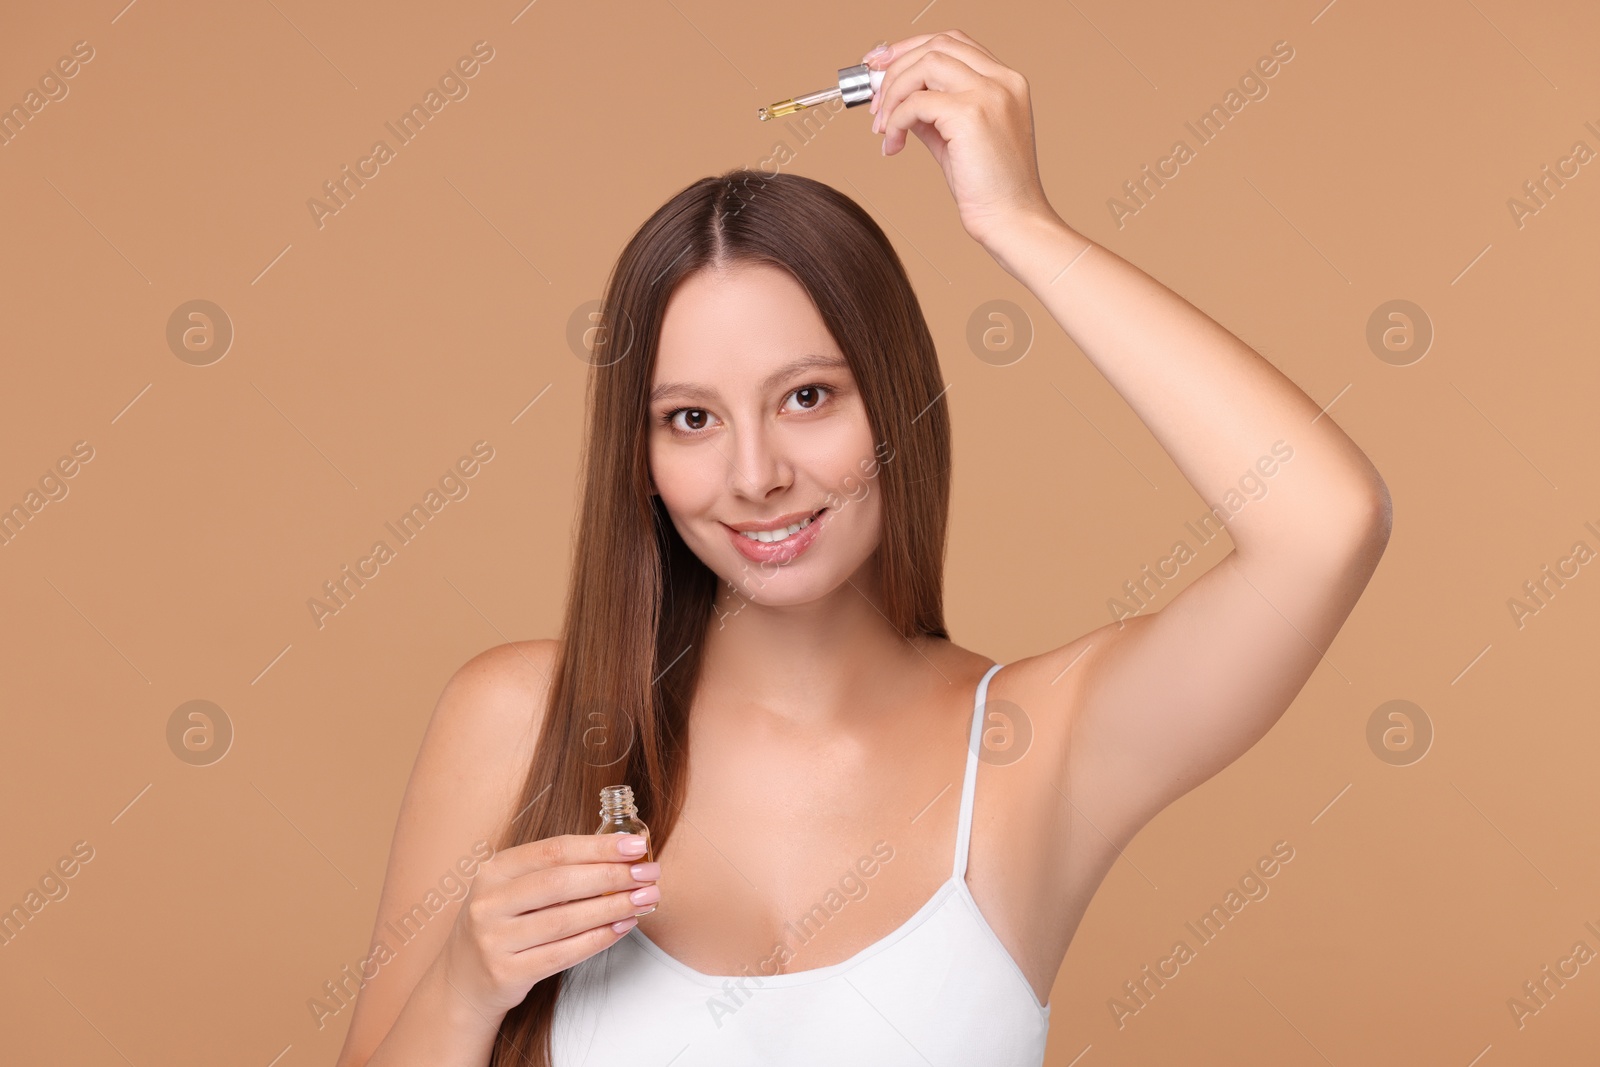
[724,417,792,503]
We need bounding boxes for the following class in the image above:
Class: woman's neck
[697,569,938,732]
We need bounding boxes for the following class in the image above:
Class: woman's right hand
[433,832,660,1018]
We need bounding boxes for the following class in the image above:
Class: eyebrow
[649,353,850,406]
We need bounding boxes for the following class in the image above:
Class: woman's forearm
[355,957,504,1067]
[982,208,1389,558]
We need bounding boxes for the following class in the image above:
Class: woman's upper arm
[332,639,557,1067]
[1043,494,1390,854]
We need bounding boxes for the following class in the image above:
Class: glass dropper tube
[758,62,884,121]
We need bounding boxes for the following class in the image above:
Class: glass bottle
[594,784,653,863]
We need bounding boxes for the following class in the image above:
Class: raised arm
[991,207,1390,843]
[866,29,1392,846]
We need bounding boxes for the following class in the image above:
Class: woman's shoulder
[437,638,561,749]
[940,624,1125,728]
[447,638,560,705]
[924,630,1105,689]
[421,639,562,821]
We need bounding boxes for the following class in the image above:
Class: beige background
[3,0,1597,1063]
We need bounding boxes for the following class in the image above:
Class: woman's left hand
[865,30,1059,249]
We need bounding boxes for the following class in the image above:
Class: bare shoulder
[923,629,1124,723]
[332,638,558,1066]
[433,640,560,769]
[974,622,1126,728]
[446,637,559,708]
[418,638,560,826]
[971,621,1139,816]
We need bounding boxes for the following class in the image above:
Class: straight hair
[489,167,953,1064]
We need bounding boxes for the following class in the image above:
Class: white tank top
[551,662,1052,1065]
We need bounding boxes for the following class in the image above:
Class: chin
[710,551,830,606]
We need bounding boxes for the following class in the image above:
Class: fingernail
[629,884,661,906]
[629,861,661,881]
[611,916,638,933]
[863,41,888,61]
[881,137,889,156]
[619,835,647,856]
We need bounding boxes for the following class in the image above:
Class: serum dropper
[758,61,885,121]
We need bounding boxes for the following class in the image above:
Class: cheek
[649,445,720,514]
[816,419,878,491]
[844,468,885,532]
[826,449,877,507]
[837,478,884,549]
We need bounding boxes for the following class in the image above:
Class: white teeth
[740,512,817,543]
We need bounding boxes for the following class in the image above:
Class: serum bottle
[595,783,653,863]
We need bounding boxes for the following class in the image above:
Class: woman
[339,29,1391,1067]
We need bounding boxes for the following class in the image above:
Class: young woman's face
[648,263,884,606]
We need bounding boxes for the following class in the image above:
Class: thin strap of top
[953,662,1004,881]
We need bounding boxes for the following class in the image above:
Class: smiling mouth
[733,508,825,544]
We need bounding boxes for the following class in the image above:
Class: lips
[724,507,828,565]
[724,508,824,534]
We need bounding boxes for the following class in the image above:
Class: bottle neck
[599,785,638,821]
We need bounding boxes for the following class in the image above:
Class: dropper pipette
[757,62,885,121]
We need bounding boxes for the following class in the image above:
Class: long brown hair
[488,167,953,1064]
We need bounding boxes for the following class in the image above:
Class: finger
[502,857,658,916]
[486,832,648,882]
[907,120,948,167]
[874,32,1006,78]
[880,88,970,156]
[866,30,1010,98]
[503,907,642,983]
[870,35,1016,135]
[503,878,660,952]
[872,50,985,137]
[864,28,1002,69]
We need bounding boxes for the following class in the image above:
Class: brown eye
[786,385,829,412]
[665,407,714,435]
